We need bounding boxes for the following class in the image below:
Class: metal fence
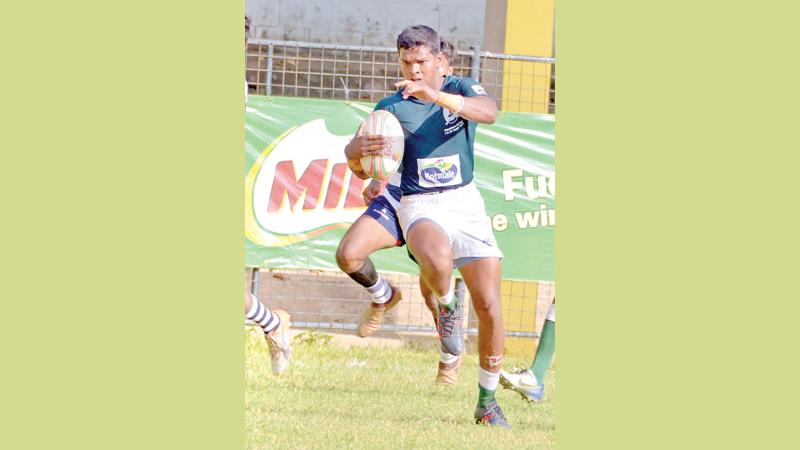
[246,39,555,114]
[247,267,555,350]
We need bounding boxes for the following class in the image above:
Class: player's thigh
[458,257,502,313]
[338,214,398,258]
[406,219,452,265]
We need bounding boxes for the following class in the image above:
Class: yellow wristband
[436,92,464,114]
[347,157,362,172]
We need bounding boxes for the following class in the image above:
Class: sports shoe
[435,354,463,385]
[499,368,544,402]
[436,298,464,355]
[266,309,292,375]
[474,401,511,428]
[356,284,402,337]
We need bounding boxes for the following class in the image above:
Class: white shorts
[398,183,503,263]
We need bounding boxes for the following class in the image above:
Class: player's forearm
[458,96,497,124]
[343,139,368,179]
[344,139,360,160]
[436,93,497,124]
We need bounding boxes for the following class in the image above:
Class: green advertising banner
[245,96,554,281]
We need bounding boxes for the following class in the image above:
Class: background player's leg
[420,278,438,328]
[244,291,281,334]
[244,290,291,375]
[500,299,556,401]
[531,299,555,383]
[499,298,554,401]
[459,257,509,427]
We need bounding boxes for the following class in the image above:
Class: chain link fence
[247,268,554,353]
[246,39,555,114]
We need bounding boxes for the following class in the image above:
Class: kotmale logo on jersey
[245,119,368,247]
[417,154,463,188]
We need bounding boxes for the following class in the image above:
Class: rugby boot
[435,353,463,385]
[436,296,465,355]
[474,401,511,428]
[356,284,402,337]
[499,367,544,402]
[266,309,292,375]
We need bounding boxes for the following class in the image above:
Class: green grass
[245,329,555,449]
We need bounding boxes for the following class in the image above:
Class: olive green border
[558,1,795,449]
[8,3,244,448]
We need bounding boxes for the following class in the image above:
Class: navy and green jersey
[374,75,489,195]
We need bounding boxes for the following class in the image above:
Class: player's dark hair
[439,38,455,61]
[396,25,440,54]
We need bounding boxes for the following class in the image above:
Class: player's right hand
[362,179,386,205]
[345,122,388,160]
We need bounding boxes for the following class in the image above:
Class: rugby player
[347,25,510,427]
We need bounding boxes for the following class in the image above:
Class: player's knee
[416,247,451,274]
[335,244,363,273]
[473,297,502,321]
[430,257,453,280]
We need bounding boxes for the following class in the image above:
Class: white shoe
[499,368,543,402]
[266,310,291,374]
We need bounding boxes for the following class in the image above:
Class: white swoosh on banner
[248,119,368,244]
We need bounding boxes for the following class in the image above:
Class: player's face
[439,57,453,76]
[399,46,443,89]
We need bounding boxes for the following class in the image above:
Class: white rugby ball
[359,110,404,180]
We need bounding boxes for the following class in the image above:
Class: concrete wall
[246,0,487,50]
[246,268,554,358]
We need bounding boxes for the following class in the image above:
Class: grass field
[245,328,555,449]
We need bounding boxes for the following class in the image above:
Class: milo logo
[421,159,459,184]
[245,118,370,247]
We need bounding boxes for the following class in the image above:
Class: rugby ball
[358,110,404,180]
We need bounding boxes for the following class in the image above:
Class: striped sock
[246,293,280,334]
[366,276,392,305]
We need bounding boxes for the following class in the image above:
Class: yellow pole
[501,0,555,113]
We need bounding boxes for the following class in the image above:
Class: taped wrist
[347,157,362,172]
[436,92,464,114]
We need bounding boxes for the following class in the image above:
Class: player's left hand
[362,179,386,205]
[395,80,439,103]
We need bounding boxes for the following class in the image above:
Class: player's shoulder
[444,75,488,97]
[374,92,404,112]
